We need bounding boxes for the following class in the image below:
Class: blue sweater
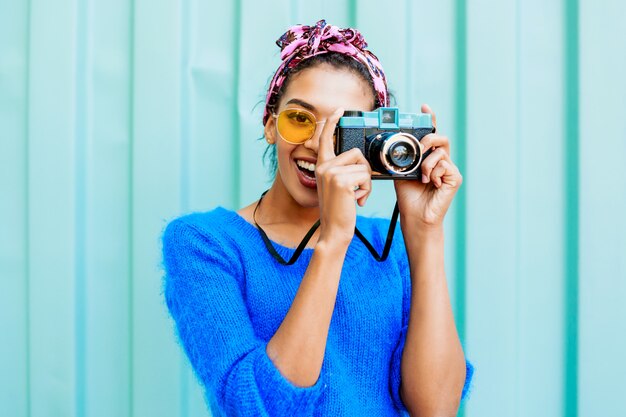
[161,207,473,416]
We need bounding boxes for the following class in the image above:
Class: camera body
[335,107,434,179]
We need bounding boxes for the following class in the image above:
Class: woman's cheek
[276,144,291,173]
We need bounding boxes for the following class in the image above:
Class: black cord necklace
[253,190,400,265]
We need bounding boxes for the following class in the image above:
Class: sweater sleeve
[162,218,326,416]
[387,227,474,413]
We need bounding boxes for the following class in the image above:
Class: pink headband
[262,19,389,125]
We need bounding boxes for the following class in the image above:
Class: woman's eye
[287,111,313,125]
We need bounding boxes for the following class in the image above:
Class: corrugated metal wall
[1,0,625,416]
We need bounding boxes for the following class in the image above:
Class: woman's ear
[264,116,276,144]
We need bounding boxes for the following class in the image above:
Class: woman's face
[264,64,375,208]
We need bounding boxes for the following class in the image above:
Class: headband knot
[277,20,368,59]
[263,20,389,125]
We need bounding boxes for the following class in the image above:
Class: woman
[162,20,473,417]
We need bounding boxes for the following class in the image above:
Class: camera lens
[366,132,422,175]
[388,143,415,168]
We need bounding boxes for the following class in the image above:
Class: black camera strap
[253,190,399,265]
[355,200,400,262]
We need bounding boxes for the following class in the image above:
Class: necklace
[253,190,400,265]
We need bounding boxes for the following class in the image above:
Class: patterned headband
[262,19,389,125]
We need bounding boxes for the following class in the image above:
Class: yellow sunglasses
[272,108,326,145]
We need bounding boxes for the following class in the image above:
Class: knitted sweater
[161,207,473,417]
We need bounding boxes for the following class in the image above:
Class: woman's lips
[294,159,317,189]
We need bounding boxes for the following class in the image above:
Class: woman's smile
[294,156,318,189]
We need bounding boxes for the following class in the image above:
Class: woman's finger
[431,159,462,188]
[316,147,371,180]
[319,164,372,205]
[317,107,344,163]
[321,164,372,191]
[353,173,372,204]
[419,133,450,155]
[420,147,451,183]
[421,103,437,130]
[328,147,371,171]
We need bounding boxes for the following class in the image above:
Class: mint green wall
[1,0,625,416]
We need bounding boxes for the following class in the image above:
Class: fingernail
[422,174,429,183]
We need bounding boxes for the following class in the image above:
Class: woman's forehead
[280,65,375,115]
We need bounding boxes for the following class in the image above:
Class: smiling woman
[161,19,473,417]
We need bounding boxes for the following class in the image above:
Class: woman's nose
[302,122,326,153]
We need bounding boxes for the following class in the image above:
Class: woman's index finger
[421,103,437,130]
[317,108,344,163]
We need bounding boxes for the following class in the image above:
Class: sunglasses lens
[277,109,316,143]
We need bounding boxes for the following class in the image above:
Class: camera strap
[253,190,399,265]
[355,200,399,262]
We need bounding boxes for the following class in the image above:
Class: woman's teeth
[296,159,316,172]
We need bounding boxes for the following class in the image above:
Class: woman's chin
[273,164,320,209]
[292,186,319,208]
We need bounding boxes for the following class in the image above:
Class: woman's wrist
[317,222,354,250]
[315,234,351,256]
[400,217,445,241]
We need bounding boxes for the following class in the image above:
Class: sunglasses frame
[272,108,327,145]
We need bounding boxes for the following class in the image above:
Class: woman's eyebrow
[284,98,316,111]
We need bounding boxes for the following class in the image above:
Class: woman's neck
[257,176,320,228]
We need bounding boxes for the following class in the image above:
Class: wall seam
[74,0,89,413]
[348,0,357,27]
[233,0,241,208]
[514,0,522,415]
[25,0,32,414]
[564,0,579,415]
[290,0,299,25]
[179,0,191,415]
[454,0,467,342]
[128,0,136,415]
[454,0,467,413]
[404,0,413,110]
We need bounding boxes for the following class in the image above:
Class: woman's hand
[394,104,463,229]
[315,108,373,246]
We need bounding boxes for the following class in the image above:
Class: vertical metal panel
[406,0,459,319]
[74,0,88,415]
[517,0,566,415]
[84,0,133,416]
[291,0,353,32]
[184,0,239,212]
[28,0,78,415]
[237,0,291,207]
[131,0,182,416]
[453,0,468,365]
[0,0,30,415]
[465,0,519,416]
[355,0,411,218]
[563,1,580,416]
[182,1,241,415]
[178,1,192,412]
[579,1,626,416]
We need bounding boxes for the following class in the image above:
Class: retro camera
[335,107,434,179]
